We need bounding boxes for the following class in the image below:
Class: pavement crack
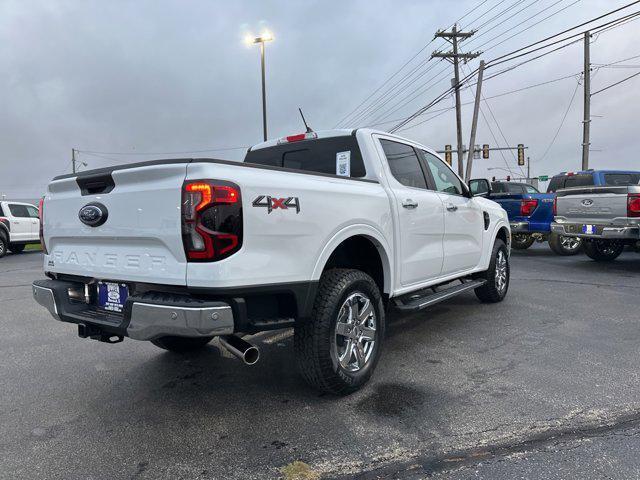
[329,409,640,479]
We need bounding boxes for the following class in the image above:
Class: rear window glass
[604,173,640,186]
[547,176,565,193]
[244,136,366,178]
[491,183,524,194]
[563,174,594,189]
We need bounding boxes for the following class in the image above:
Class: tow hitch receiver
[78,323,124,344]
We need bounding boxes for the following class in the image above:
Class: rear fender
[311,224,392,294]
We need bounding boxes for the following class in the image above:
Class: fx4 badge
[252,195,300,214]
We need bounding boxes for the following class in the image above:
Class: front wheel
[583,240,624,262]
[8,244,25,254]
[151,336,213,352]
[511,234,535,250]
[294,269,385,395]
[474,239,510,303]
[548,233,582,256]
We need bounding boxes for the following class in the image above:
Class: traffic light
[444,145,452,166]
[517,144,525,166]
[482,144,489,159]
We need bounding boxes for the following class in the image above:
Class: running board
[393,279,486,312]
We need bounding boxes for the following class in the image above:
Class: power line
[392,5,640,133]
[479,0,584,52]
[335,0,531,128]
[488,1,640,65]
[592,69,640,95]
[539,75,582,162]
[76,146,250,156]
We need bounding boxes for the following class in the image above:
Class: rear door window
[604,173,640,186]
[564,174,594,188]
[379,140,428,189]
[244,136,366,178]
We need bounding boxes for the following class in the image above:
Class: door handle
[402,199,418,209]
[446,203,458,212]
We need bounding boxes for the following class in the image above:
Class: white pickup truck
[0,201,41,258]
[33,129,511,394]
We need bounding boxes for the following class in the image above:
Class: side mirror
[469,178,491,197]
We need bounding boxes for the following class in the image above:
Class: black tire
[294,269,385,395]
[548,233,582,256]
[583,239,624,262]
[511,234,535,250]
[474,239,510,303]
[0,233,7,259]
[150,336,213,353]
[8,244,25,254]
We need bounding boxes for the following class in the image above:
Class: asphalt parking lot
[1,245,640,479]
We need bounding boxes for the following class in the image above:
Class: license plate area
[582,225,600,235]
[96,282,129,313]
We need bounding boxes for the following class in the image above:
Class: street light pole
[247,32,273,142]
[260,41,267,142]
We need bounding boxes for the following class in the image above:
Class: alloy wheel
[334,292,377,372]
[494,250,508,293]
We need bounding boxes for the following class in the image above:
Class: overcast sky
[1,0,639,199]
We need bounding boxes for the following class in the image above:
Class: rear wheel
[8,244,25,254]
[474,239,510,303]
[583,239,624,262]
[151,336,213,353]
[0,233,7,259]
[511,234,535,250]
[294,269,385,395]
[548,233,582,256]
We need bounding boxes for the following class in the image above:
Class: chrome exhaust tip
[219,335,260,365]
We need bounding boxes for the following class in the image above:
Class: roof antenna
[298,108,314,133]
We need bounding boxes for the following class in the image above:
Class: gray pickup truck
[551,184,640,261]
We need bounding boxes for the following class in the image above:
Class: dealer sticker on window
[336,151,351,177]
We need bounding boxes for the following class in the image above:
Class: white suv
[0,201,41,257]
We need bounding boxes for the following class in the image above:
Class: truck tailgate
[556,186,629,223]
[44,162,188,285]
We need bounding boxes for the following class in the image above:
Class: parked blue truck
[469,170,640,255]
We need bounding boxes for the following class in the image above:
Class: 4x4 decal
[252,196,300,214]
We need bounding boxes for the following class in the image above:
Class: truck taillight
[181,180,242,262]
[38,197,48,255]
[628,194,640,218]
[520,199,538,217]
[552,197,557,217]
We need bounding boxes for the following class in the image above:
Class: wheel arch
[311,226,392,296]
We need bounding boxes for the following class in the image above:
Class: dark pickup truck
[469,179,581,255]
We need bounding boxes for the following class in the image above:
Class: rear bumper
[551,222,640,240]
[32,279,234,341]
[510,222,529,233]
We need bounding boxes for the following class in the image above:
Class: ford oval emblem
[79,203,108,227]
[581,199,594,207]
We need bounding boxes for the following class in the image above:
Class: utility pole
[582,31,591,170]
[464,60,485,182]
[72,148,76,174]
[432,25,481,178]
[527,156,531,181]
